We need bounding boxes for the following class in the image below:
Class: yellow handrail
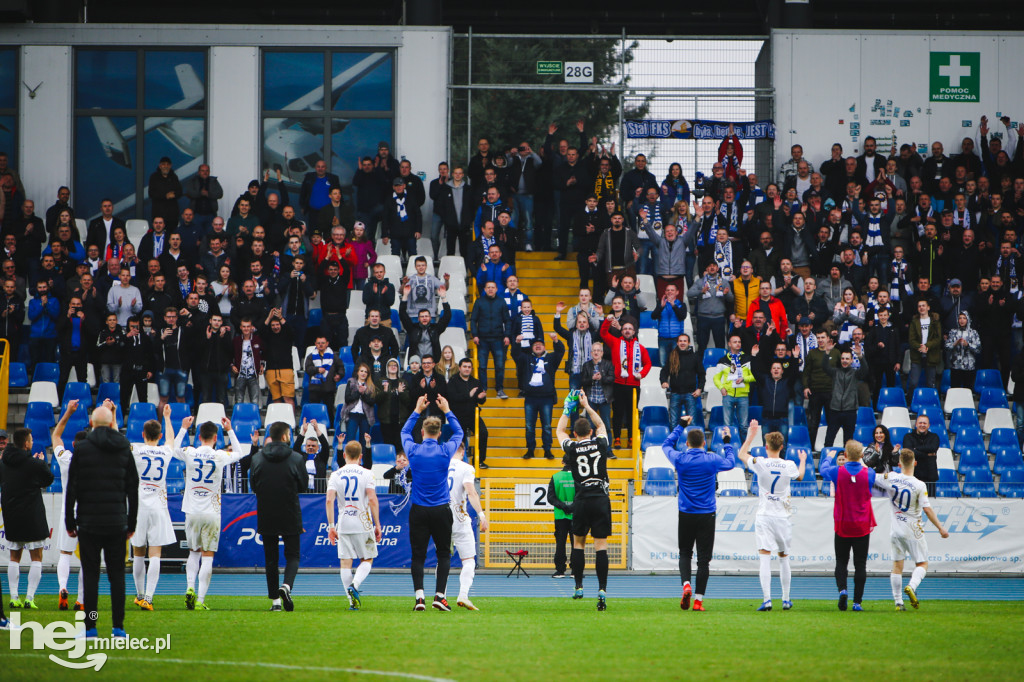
[0,338,9,430]
[632,394,642,494]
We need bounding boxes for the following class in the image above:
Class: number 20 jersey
[562,435,612,498]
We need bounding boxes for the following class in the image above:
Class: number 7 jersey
[562,435,612,498]
[173,428,245,515]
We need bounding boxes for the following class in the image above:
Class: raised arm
[223,418,246,463]
[737,418,759,467]
[173,416,194,459]
[578,391,606,439]
[53,399,79,450]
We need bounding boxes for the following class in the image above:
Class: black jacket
[470,292,510,339]
[902,430,940,483]
[362,277,396,315]
[400,301,452,361]
[87,216,126,251]
[65,427,138,534]
[447,374,486,431]
[581,359,615,404]
[0,445,53,542]
[381,191,423,240]
[249,440,307,536]
[659,348,700,394]
[512,340,566,400]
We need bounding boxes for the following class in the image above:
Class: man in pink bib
[819,440,876,611]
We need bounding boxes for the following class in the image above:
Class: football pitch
[3,594,1022,681]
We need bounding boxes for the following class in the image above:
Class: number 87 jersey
[562,435,612,498]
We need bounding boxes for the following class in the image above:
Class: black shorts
[571,495,612,539]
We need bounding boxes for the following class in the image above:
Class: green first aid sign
[930,52,980,102]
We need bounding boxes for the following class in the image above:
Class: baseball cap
[248,179,260,189]
[0,429,8,439]
[498,207,512,216]
[353,221,366,231]
[798,316,812,326]
[949,278,962,287]
[392,177,406,186]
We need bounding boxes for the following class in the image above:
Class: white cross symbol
[939,55,971,87]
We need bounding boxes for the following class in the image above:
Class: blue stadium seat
[791,480,818,496]
[372,444,396,467]
[953,428,985,455]
[638,311,656,329]
[999,469,1024,498]
[689,398,706,430]
[787,426,811,450]
[166,403,192,437]
[957,446,989,474]
[962,469,997,497]
[337,346,354,366]
[820,447,843,466]
[300,402,331,428]
[747,406,762,423]
[992,450,1024,477]
[703,348,726,371]
[876,387,907,412]
[25,401,56,429]
[949,407,981,433]
[936,469,960,497]
[644,346,659,367]
[743,447,767,470]
[979,388,1009,414]
[792,404,808,429]
[8,362,27,388]
[750,475,759,496]
[390,309,401,331]
[96,382,120,407]
[61,382,93,409]
[930,425,951,449]
[127,402,158,425]
[710,427,740,451]
[939,369,951,396]
[854,425,875,445]
[708,406,724,431]
[641,425,671,451]
[917,406,944,429]
[639,406,669,431]
[786,446,815,475]
[974,369,1004,393]
[987,428,1020,455]
[856,406,876,430]
[32,362,59,383]
[231,402,261,442]
[449,309,467,331]
[308,308,323,328]
[888,427,911,447]
[910,388,941,414]
[644,467,676,496]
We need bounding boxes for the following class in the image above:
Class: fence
[448,32,774,185]
[480,478,630,570]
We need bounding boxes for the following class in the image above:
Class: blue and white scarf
[520,314,535,347]
[889,259,912,301]
[865,213,884,248]
[714,241,734,279]
[309,348,334,385]
[394,192,408,221]
[529,355,547,387]
[953,208,972,230]
[914,206,934,236]
[795,333,817,371]
[388,468,413,514]
[718,201,739,233]
[620,338,642,380]
[572,329,592,374]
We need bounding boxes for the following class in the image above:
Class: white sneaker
[457,597,479,611]
[525,244,534,252]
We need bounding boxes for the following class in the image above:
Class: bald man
[65,400,138,639]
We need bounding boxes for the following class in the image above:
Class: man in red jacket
[745,280,789,338]
[599,316,652,449]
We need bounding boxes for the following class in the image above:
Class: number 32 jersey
[562,435,612,498]
[174,429,245,516]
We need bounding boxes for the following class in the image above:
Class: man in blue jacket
[662,416,736,612]
[470,281,511,399]
[27,279,60,372]
[401,394,464,612]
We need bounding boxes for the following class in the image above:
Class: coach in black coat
[249,423,307,608]
[0,436,54,544]
[64,407,138,634]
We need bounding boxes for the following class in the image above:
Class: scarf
[796,333,817,371]
[153,233,164,258]
[309,348,334,385]
[714,241,734,279]
[572,328,592,374]
[481,235,495,253]
[619,337,642,380]
[594,172,615,203]
[865,213,884,248]
[529,354,546,387]
[718,201,739,233]
[178,278,193,300]
[914,206,934,235]
[388,468,413,514]
[394,192,408,221]
[71,316,81,351]
[889,259,911,301]
[520,314,535,346]
[953,208,972,230]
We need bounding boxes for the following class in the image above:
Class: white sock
[458,557,476,600]
[57,554,71,592]
[186,551,201,591]
[26,561,42,600]
[145,556,161,600]
[133,556,146,597]
[7,560,19,600]
[353,561,372,590]
[695,593,704,601]
[909,566,926,591]
[198,556,213,603]
[890,572,903,602]
[758,554,772,602]
[340,568,353,604]
[272,598,282,606]
[415,589,424,600]
[780,556,792,602]
[75,567,84,604]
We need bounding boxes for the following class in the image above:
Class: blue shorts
[158,369,189,399]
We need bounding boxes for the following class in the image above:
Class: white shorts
[451,521,476,560]
[54,523,78,554]
[336,531,378,560]
[754,515,793,554]
[890,525,929,564]
[6,538,47,551]
[185,513,221,553]
[131,506,177,548]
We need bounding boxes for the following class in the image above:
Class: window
[261,49,393,214]
[0,48,18,169]
[74,49,207,221]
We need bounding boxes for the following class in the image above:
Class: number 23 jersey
[562,435,612,498]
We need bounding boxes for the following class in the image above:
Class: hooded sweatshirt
[0,445,54,541]
[944,311,982,371]
[249,440,307,535]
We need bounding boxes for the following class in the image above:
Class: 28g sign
[564,61,594,84]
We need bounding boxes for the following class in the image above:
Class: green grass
[2,597,1022,680]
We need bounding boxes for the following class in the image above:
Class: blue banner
[167,494,470,569]
[625,119,776,140]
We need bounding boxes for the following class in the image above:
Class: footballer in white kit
[448,450,488,610]
[327,463,379,560]
[132,442,177,549]
[51,399,86,611]
[749,454,801,553]
[873,449,949,610]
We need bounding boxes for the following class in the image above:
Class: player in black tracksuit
[555,391,613,611]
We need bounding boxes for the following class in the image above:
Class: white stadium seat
[703,367,722,412]
[881,407,912,429]
[376,255,402,282]
[636,274,657,311]
[936,447,955,471]
[642,445,671,472]
[983,407,1015,434]
[944,388,974,415]
[126,219,150,245]
[265,403,296,429]
[439,256,467,280]
[27,381,59,407]
[638,385,668,409]
[196,402,226,425]
[440,327,467,350]
[717,468,747,492]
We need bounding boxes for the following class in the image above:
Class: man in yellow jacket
[713,333,756,440]
[730,261,760,330]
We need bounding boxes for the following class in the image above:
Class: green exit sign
[536,61,563,75]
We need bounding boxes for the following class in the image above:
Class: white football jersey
[328,464,376,534]
[54,445,73,510]
[174,428,244,516]
[750,456,800,518]
[448,459,475,525]
[132,443,176,510]
[874,471,931,532]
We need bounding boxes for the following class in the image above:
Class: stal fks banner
[625,119,776,140]
[632,496,1024,573]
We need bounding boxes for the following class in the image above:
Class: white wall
[773,30,1024,176]
[19,45,72,207]
[208,46,260,208]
